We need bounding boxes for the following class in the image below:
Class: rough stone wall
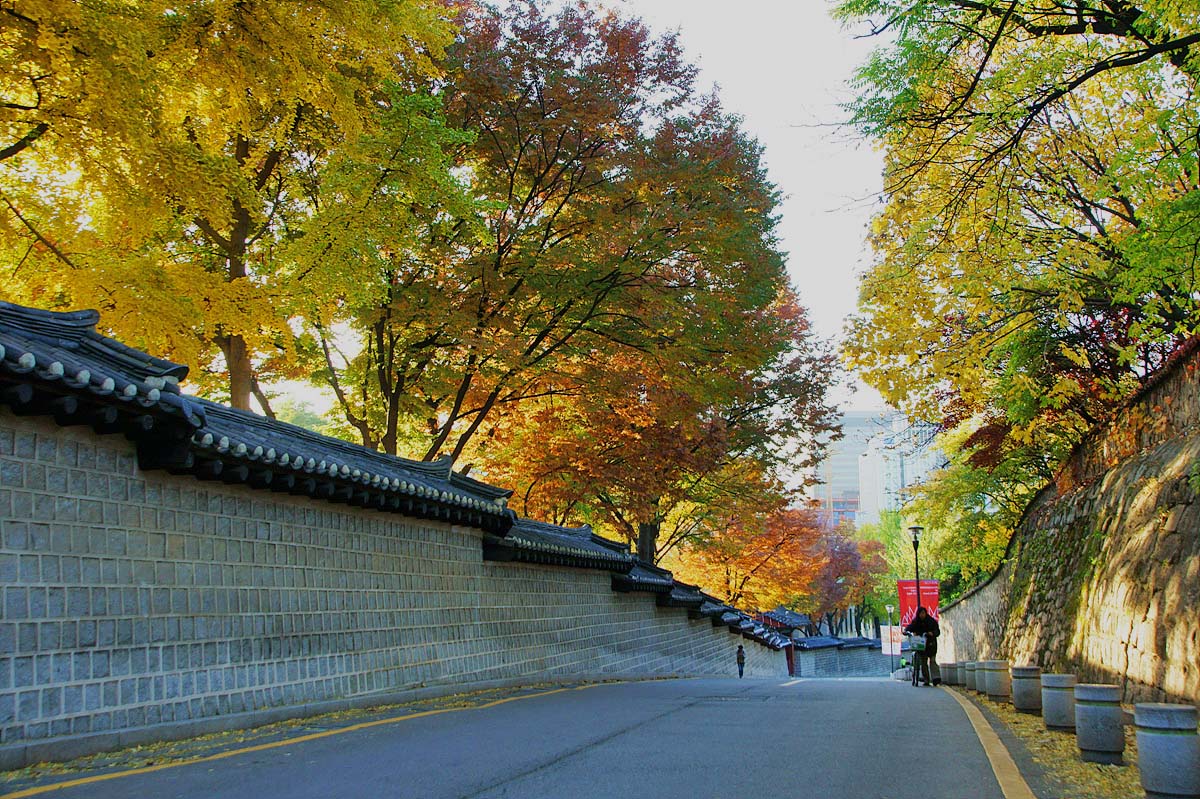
[940,348,1200,705]
[0,411,784,760]
[936,557,1016,666]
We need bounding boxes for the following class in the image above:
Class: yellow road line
[944,688,1038,799]
[780,679,802,687]
[0,684,607,799]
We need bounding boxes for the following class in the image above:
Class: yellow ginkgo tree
[1,0,456,410]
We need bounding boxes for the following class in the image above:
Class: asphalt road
[24,678,1010,799]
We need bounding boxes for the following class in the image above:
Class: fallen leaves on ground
[952,686,1142,799]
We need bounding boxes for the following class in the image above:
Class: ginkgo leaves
[1,0,455,408]
[839,0,1200,586]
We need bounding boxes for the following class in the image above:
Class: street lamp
[908,525,924,611]
[885,604,895,673]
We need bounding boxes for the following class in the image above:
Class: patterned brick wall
[0,410,784,760]
[795,647,891,678]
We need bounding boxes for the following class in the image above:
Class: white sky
[615,0,887,411]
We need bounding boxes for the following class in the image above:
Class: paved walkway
[0,678,1039,799]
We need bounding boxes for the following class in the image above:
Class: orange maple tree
[482,346,729,527]
[477,288,838,561]
[668,502,828,611]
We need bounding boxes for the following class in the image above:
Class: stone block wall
[473,566,781,679]
[794,646,890,678]
[940,346,1200,706]
[0,410,784,763]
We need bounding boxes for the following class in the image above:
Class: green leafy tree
[837,0,1200,590]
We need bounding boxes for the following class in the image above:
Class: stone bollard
[944,662,959,686]
[982,660,1012,702]
[1135,703,1199,799]
[1075,684,1125,765]
[1042,673,1077,730]
[965,662,977,691]
[1011,666,1042,714]
[975,662,988,696]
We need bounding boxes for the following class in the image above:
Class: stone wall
[940,345,1200,706]
[0,410,785,766]
[794,646,890,678]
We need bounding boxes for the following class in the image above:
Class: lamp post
[908,525,924,612]
[885,604,895,673]
[908,525,924,687]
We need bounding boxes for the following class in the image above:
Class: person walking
[904,606,940,686]
[735,645,746,678]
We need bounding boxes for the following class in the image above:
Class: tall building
[857,414,944,528]
[812,410,888,528]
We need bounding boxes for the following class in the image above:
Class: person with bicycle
[904,606,940,686]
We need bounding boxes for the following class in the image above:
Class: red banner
[897,580,940,626]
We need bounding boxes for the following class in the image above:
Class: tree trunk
[227,334,252,411]
[637,521,658,564]
[217,135,267,412]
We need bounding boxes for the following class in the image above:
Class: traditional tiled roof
[657,580,705,609]
[698,599,733,620]
[794,635,844,651]
[729,619,790,650]
[837,637,876,650]
[189,398,514,532]
[754,631,787,650]
[0,302,514,533]
[0,302,203,427]
[611,560,675,594]
[763,607,814,631]
[482,518,634,571]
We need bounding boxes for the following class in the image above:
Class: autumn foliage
[837,0,1200,589]
[663,498,890,620]
[2,0,840,607]
[1,0,455,409]
[670,505,826,611]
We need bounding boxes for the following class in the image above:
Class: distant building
[807,409,944,530]
[811,410,888,528]
[857,414,943,528]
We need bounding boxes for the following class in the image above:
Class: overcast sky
[615,0,887,411]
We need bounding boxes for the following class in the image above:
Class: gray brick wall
[0,410,785,753]
[795,647,891,677]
